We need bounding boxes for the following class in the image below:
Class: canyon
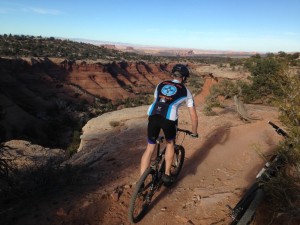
[0,57,180,147]
[2,57,298,225]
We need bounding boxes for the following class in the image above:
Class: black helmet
[172,64,190,77]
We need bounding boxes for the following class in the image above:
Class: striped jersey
[147,79,194,121]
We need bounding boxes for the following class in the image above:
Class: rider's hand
[190,133,199,138]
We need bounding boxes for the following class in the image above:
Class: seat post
[156,143,160,158]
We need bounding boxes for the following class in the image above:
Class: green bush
[241,54,300,219]
[1,145,78,199]
[67,130,81,156]
[205,53,296,106]
[262,71,300,218]
[187,74,204,96]
[109,121,120,127]
[204,53,300,220]
[241,53,293,103]
[203,79,247,114]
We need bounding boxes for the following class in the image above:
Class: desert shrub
[119,94,153,108]
[0,161,86,225]
[109,121,120,127]
[210,79,240,98]
[67,130,81,156]
[187,74,204,96]
[263,167,300,217]
[0,145,84,203]
[238,80,259,103]
[202,53,300,218]
[205,53,295,108]
[262,68,300,219]
[202,54,300,220]
[242,55,289,103]
[0,144,13,196]
[73,99,89,111]
[203,105,217,116]
[103,101,117,111]
[203,79,247,115]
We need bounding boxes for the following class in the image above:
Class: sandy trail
[12,103,295,225]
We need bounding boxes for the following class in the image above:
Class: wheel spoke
[129,168,156,223]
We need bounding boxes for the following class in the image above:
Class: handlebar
[268,121,288,138]
[177,128,192,134]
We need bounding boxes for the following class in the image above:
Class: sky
[0,0,300,53]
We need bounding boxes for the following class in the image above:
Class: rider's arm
[185,89,198,135]
[188,106,198,135]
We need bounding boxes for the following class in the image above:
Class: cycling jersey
[147,79,194,121]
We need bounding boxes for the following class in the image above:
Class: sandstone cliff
[0,57,174,146]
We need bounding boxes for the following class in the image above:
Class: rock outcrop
[0,57,173,145]
[1,140,67,168]
[64,105,149,166]
[66,60,171,101]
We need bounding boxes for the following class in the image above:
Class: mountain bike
[128,128,193,223]
[227,121,288,225]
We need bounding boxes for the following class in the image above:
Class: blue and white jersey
[147,79,194,121]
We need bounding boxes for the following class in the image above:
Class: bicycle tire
[236,188,265,225]
[170,145,185,177]
[230,183,259,225]
[128,167,155,223]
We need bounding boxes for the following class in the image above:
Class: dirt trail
[10,102,295,225]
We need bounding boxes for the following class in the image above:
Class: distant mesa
[126,46,135,51]
[101,44,117,50]
[176,50,195,56]
[71,38,258,57]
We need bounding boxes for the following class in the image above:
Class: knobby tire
[170,145,185,177]
[230,183,259,225]
[128,145,185,223]
[237,188,265,225]
[128,167,155,223]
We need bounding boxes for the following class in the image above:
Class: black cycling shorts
[147,115,178,144]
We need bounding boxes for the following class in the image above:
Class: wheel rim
[170,146,184,176]
[131,171,154,221]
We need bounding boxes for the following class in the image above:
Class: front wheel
[237,188,265,225]
[170,145,185,177]
[128,167,155,223]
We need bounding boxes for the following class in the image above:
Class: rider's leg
[164,140,175,176]
[142,115,160,176]
[140,143,156,175]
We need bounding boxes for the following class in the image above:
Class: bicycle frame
[148,136,166,193]
[147,128,190,194]
[128,127,191,223]
[150,127,191,176]
[228,121,288,224]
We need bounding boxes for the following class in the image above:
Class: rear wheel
[128,167,155,223]
[170,145,185,177]
[237,188,265,225]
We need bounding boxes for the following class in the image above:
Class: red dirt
[4,62,299,225]
[10,102,300,225]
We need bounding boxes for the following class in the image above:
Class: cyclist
[140,64,199,186]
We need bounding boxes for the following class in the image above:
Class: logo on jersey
[161,85,177,96]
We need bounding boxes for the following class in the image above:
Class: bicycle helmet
[172,64,190,78]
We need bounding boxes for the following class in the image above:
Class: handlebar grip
[268,121,288,137]
[268,121,279,129]
[177,128,199,138]
[177,128,192,135]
